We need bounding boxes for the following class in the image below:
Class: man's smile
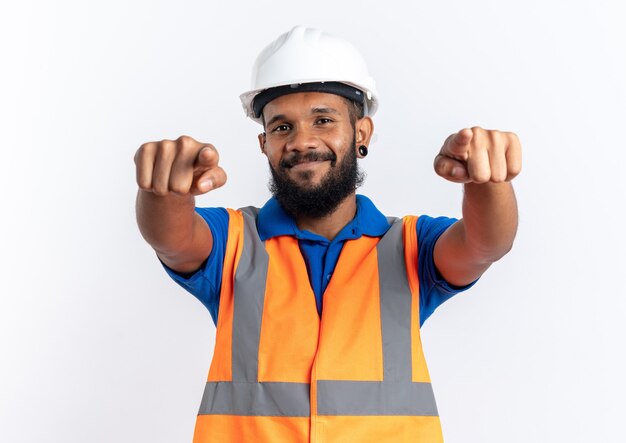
[280,151,337,169]
[290,159,329,171]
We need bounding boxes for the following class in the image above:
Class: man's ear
[258,132,267,154]
[355,116,374,147]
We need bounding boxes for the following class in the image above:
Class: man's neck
[295,193,357,241]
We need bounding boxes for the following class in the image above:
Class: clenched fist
[434,127,522,184]
[134,135,227,196]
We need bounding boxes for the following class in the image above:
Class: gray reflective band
[231,207,268,382]
[317,218,438,417]
[317,380,438,416]
[377,219,412,381]
[199,381,311,417]
[198,208,310,418]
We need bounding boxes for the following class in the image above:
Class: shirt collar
[257,194,391,242]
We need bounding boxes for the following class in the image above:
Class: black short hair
[344,97,365,128]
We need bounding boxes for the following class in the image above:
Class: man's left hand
[434,127,522,184]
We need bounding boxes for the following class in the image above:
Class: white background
[1,0,625,441]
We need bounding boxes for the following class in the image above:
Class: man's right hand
[134,135,227,196]
[134,136,223,274]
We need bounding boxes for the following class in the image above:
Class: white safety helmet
[240,26,378,124]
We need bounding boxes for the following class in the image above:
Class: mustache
[279,151,337,169]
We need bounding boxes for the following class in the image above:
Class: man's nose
[285,127,320,152]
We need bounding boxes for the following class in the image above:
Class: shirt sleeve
[160,207,228,326]
[417,215,478,326]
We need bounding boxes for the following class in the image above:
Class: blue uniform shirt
[163,195,476,327]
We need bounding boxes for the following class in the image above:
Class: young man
[135,26,521,442]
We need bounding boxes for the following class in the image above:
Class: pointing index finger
[442,128,473,159]
[194,144,219,170]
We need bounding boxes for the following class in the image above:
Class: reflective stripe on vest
[197,207,438,418]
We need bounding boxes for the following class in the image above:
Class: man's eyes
[316,118,333,124]
[273,124,290,132]
[271,119,334,132]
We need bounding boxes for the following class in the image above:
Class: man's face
[259,92,366,218]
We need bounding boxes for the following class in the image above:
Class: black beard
[268,140,365,219]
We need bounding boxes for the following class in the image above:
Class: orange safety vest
[192,207,444,442]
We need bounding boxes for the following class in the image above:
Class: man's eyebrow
[311,107,339,115]
[265,114,286,128]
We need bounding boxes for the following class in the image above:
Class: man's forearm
[461,181,518,264]
[135,190,197,256]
